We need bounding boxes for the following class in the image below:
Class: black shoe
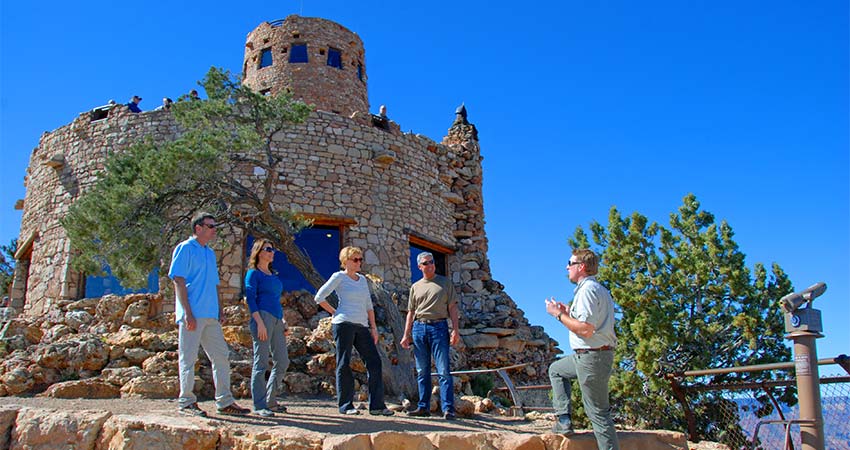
[178,402,208,418]
[444,411,457,420]
[268,404,288,413]
[407,408,431,417]
[552,414,574,435]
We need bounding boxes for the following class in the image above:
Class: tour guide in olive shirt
[400,252,460,420]
[545,248,619,449]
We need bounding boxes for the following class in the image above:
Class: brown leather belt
[574,345,614,354]
[415,318,446,324]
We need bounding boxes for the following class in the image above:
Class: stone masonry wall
[15,102,560,381]
[15,106,179,317]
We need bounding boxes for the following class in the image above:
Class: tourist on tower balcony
[126,95,142,113]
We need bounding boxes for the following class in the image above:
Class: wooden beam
[408,232,455,255]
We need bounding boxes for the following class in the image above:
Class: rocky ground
[0,395,538,435]
[0,395,704,449]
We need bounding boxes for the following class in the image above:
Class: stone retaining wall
[0,404,690,450]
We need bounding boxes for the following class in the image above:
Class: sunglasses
[201,223,217,229]
[567,261,582,267]
[420,260,435,266]
[263,247,275,253]
[351,257,363,263]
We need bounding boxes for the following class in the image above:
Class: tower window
[409,243,447,282]
[258,48,273,68]
[327,48,342,69]
[289,44,308,63]
[357,63,364,81]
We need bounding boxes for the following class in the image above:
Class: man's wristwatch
[557,312,563,322]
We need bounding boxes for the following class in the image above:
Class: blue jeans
[333,321,386,412]
[412,320,454,413]
[249,311,290,410]
[549,350,619,450]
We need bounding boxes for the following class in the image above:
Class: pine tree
[63,67,322,289]
[568,194,793,439]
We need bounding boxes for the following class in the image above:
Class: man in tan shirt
[400,252,460,419]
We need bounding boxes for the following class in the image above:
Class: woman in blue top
[245,238,290,417]
[315,246,393,416]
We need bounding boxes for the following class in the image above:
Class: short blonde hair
[572,249,599,275]
[338,246,363,268]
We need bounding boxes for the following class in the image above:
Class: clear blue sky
[1,1,847,367]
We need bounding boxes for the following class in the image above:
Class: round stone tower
[242,15,369,116]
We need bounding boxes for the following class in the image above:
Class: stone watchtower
[242,16,369,116]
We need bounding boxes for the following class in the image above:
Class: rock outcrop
[0,404,690,450]
[0,290,556,405]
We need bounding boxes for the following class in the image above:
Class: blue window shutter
[259,48,273,68]
[289,44,308,63]
[327,48,342,69]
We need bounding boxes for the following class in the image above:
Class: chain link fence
[674,373,849,449]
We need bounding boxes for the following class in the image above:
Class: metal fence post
[788,331,825,450]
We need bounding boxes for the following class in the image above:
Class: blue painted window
[289,44,308,63]
[409,244,446,283]
[357,64,363,81]
[259,48,273,68]
[327,48,342,69]
[85,266,159,298]
[246,225,341,293]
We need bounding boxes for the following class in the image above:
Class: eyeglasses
[421,260,435,266]
[351,257,363,263]
[567,261,582,267]
[202,223,217,229]
[263,247,275,253]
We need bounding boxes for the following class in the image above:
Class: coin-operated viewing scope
[780,282,827,333]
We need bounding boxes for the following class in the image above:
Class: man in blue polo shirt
[169,212,248,417]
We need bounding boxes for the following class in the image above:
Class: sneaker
[268,404,288,413]
[217,403,250,416]
[343,408,360,415]
[369,408,395,416]
[552,414,575,435]
[407,408,430,417]
[444,411,457,421]
[254,408,275,418]
[178,403,208,418]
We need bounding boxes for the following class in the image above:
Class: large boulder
[222,325,253,348]
[101,367,144,386]
[95,295,136,331]
[123,299,150,328]
[106,328,167,352]
[63,310,93,332]
[1,319,43,344]
[1,368,33,395]
[38,378,120,399]
[35,334,109,371]
[0,405,18,449]
[141,351,178,376]
[11,408,111,450]
[98,414,219,450]
[120,375,179,399]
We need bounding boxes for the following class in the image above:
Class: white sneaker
[255,408,275,417]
